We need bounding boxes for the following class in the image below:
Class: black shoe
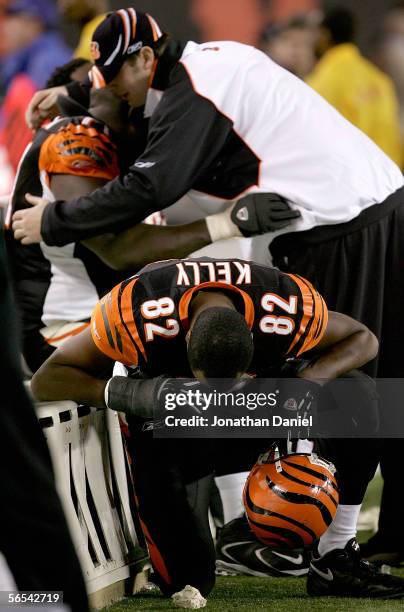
[216,516,309,577]
[307,538,404,598]
[360,533,404,566]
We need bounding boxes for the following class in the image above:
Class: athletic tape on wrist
[206,205,242,242]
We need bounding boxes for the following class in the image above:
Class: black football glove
[231,192,301,236]
[105,375,209,420]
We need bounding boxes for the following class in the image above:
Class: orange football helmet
[243,448,339,549]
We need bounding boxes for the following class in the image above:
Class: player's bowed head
[105,290,256,417]
[185,292,254,384]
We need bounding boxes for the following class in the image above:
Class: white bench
[36,401,149,610]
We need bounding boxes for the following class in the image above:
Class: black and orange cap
[89,8,164,88]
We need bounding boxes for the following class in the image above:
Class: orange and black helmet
[243,448,339,549]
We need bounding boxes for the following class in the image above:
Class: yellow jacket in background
[307,43,403,168]
[73,14,106,61]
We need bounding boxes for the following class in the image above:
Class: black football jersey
[91,257,328,377]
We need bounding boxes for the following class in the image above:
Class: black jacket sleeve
[41,63,234,246]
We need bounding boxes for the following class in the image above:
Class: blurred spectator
[0,0,11,58]
[58,0,109,60]
[0,0,71,94]
[191,0,265,46]
[307,7,402,168]
[261,16,317,80]
[381,1,404,37]
[268,0,319,24]
[191,0,319,46]
[372,2,404,169]
[0,0,71,175]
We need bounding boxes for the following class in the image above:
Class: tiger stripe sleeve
[90,282,139,367]
[285,273,329,357]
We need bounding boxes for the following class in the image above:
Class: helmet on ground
[243,447,339,548]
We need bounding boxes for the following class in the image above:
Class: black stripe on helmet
[266,476,334,526]
[277,466,338,507]
[248,516,306,548]
[283,459,339,493]
[245,485,317,541]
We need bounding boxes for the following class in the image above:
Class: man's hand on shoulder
[25,86,68,130]
[12,193,50,244]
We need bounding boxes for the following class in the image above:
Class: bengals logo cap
[89,8,164,89]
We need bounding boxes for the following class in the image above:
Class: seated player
[32,257,404,603]
[3,58,91,371]
[5,81,244,372]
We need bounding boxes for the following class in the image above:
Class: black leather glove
[231,192,301,236]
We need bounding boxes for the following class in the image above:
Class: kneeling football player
[32,257,404,603]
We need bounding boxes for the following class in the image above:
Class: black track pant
[271,187,404,519]
[377,439,404,545]
[127,419,216,597]
[271,186,404,378]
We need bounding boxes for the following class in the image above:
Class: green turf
[361,470,382,512]
[103,572,404,612]
[103,473,399,611]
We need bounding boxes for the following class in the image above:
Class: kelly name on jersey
[91,258,328,376]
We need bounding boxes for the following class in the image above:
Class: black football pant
[127,375,380,598]
[127,417,216,597]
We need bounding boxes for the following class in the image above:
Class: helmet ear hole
[243,452,339,549]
